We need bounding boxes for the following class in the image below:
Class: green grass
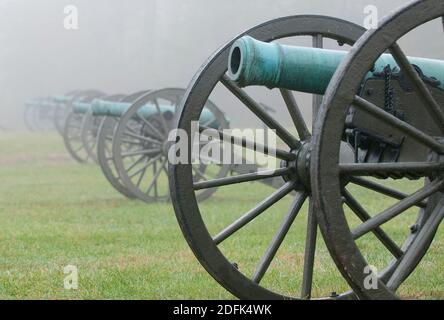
[0,132,443,299]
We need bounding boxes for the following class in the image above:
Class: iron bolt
[410,224,419,233]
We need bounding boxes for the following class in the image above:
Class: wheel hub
[282,141,312,191]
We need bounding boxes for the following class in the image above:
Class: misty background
[0,0,442,130]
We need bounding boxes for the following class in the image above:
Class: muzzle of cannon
[228,35,444,94]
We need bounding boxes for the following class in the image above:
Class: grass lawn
[0,132,443,299]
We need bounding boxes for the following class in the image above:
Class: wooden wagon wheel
[81,94,126,163]
[96,90,151,198]
[312,0,444,299]
[113,88,230,203]
[169,15,368,299]
[62,90,105,164]
[53,90,83,136]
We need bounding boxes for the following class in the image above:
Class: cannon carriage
[110,88,232,203]
[57,88,232,202]
[24,97,58,132]
[169,0,444,300]
[61,90,106,163]
[94,90,152,199]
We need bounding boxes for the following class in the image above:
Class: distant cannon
[95,90,151,199]
[71,94,125,163]
[59,88,230,202]
[170,3,444,300]
[24,97,57,131]
[62,90,106,163]
[110,88,232,203]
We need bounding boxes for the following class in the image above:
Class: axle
[228,36,444,94]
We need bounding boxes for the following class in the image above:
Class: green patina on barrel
[26,99,57,108]
[54,95,71,103]
[73,102,92,114]
[91,100,131,117]
[228,36,444,94]
[91,99,219,127]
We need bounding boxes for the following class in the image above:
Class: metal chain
[383,65,395,114]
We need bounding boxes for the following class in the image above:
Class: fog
[0,0,442,129]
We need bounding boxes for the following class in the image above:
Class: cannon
[94,90,152,199]
[24,97,57,131]
[53,90,94,135]
[93,88,285,202]
[62,90,106,163]
[169,5,444,300]
[75,94,126,163]
[111,88,232,203]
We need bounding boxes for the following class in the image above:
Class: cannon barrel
[228,36,444,94]
[90,100,175,118]
[73,102,92,114]
[54,95,72,103]
[25,98,57,108]
[91,100,131,117]
[91,99,220,127]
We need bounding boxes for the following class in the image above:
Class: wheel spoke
[124,155,145,172]
[349,177,427,208]
[199,125,295,161]
[136,159,149,188]
[387,198,444,290]
[312,34,323,119]
[153,161,159,198]
[353,96,444,154]
[121,148,161,158]
[192,166,210,181]
[146,158,168,195]
[129,156,161,179]
[343,189,403,258]
[301,198,318,299]
[340,162,444,176]
[252,192,307,284]
[72,144,86,153]
[153,98,170,136]
[221,75,301,149]
[135,113,165,140]
[389,43,444,133]
[194,167,291,190]
[213,181,295,245]
[104,142,112,156]
[119,138,145,146]
[352,179,444,239]
[279,89,311,140]
[123,131,162,145]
